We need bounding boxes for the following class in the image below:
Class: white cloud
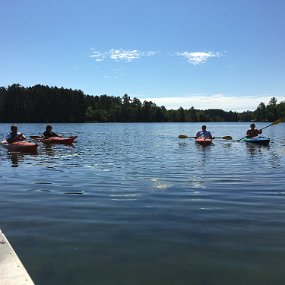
[90,49,157,62]
[141,94,282,112]
[176,51,221,65]
[110,49,141,61]
[89,50,106,62]
[90,49,221,64]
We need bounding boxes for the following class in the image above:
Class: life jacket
[43,131,58,138]
[196,130,212,138]
[6,132,24,143]
[246,129,260,137]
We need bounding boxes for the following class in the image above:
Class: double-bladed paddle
[178,134,232,140]
[238,118,282,142]
[30,135,77,141]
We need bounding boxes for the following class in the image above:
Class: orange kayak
[195,137,213,146]
[0,140,38,153]
[41,136,77,145]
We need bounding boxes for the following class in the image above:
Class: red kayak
[0,140,38,153]
[41,136,77,145]
[195,137,213,146]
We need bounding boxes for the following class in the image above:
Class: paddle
[30,135,77,140]
[30,135,42,140]
[238,118,282,142]
[178,135,232,140]
[259,118,282,130]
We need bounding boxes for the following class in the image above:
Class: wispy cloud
[110,49,139,61]
[89,50,105,62]
[90,49,157,62]
[176,51,222,65]
[90,49,222,65]
[141,94,277,112]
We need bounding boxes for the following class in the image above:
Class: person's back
[246,123,262,138]
[43,125,60,138]
[196,125,212,139]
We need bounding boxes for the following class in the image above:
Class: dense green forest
[0,84,284,123]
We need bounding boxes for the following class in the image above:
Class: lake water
[1,122,285,285]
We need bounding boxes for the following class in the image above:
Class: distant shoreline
[0,84,283,123]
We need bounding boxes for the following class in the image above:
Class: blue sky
[1,0,285,111]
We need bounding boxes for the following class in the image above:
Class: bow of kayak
[0,140,38,153]
[42,136,77,144]
[242,136,270,146]
[195,137,213,146]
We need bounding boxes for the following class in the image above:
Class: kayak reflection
[246,142,270,157]
[10,153,21,167]
[6,152,27,167]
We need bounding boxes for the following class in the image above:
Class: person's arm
[43,131,50,138]
[18,133,26,140]
[6,138,13,143]
[6,133,13,143]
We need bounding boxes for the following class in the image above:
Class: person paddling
[6,125,26,143]
[246,123,262,138]
[43,125,60,138]
[195,125,213,139]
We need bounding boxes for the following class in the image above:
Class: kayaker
[246,123,262,138]
[6,125,26,143]
[195,125,213,139]
[43,125,60,138]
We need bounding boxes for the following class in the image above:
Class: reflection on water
[1,122,285,285]
[10,152,20,167]
[245,142,269,156]
[6,152,37,167]
[43,144,55,156]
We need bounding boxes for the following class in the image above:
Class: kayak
[195,137,213,146]
[41,136,77,145]
[242,136,270,146]
[0,140,38,153]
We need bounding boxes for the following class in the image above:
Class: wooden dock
[0,229,35,285]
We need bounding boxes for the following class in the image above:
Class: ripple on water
[1,122,285,285]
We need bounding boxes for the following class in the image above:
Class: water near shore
[1,122,285,285]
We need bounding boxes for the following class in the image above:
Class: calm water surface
[1,122,285,285]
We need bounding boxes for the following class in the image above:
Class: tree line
[0,84,284,123]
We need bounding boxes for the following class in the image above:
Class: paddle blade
[178,135,189,139]
[222,135,232,140]
[272,118,282,126]
[29,135,44,142]
[260,118,282,130]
